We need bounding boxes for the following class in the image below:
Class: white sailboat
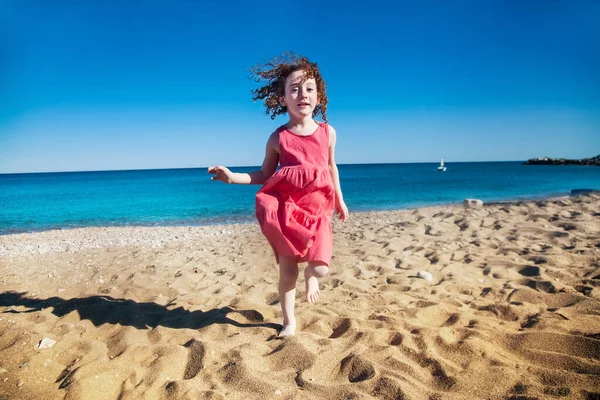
[437,157,447,171]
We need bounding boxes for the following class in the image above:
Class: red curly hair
[250,52,328,122]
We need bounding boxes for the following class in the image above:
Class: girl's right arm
[208,132,279,185]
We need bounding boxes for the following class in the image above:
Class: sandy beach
[0,194,599,399]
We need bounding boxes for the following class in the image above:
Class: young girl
[208,54,348,337]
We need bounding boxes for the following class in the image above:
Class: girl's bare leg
[278,255,299,336]
[305,262,329,303]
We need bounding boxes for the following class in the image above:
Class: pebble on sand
[417,270,433,281]
[37,338,56,349]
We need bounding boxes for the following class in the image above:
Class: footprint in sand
[372,377,407,399]
[519,279,557,294]
[147,328,162,343]
[414,300,438,308]
[506,382,530,398]
[559,223,577,231]
[418,356,457,390]
[520,313,542,329]
[264,292,279,306]
[574,285,593,296]
[56,360,79,390]
[329,278,344,288]
[394,259,406,269]
[107,328,133,359]
[478,304,520,321]
[389,332,404,346]
[268,339,316,371]
[518,266,541,277]
[519,248,530,256]
[330,318,354,339]
[442,313,460,327]
[339,353,376,382]
[385,276,404,285]
[454,217,470,231]
[528,256,548,265]
[425,251,440,265]
[424,225,442,236]
[183,339,206,379]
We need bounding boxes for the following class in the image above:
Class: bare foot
[278,323,296,337]
[305,269,320,303]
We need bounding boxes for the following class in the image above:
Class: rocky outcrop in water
[524,155,600,166]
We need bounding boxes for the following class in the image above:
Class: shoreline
[0,190,579,239]
[0,195,598,259]
[0,193,580,258]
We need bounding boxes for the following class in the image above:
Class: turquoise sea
[1,162,599,235]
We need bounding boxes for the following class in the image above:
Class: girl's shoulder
[321,122,336,146]
[267,129,281,153]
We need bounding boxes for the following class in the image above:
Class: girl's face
[280,70,319,120]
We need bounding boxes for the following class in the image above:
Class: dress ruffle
[256,166,334,264]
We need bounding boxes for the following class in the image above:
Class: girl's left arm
[328,125,349,221]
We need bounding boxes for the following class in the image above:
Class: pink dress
[256,122,335,266]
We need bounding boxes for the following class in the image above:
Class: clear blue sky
[1,0,598,173]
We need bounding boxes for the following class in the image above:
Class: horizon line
[0,159,532,175]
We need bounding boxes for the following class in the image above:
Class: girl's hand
[335,200,349,222]
[208,165,233,183]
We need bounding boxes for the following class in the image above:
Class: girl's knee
[309,263,329,278]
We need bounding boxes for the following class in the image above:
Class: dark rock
[524,155,600,166]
